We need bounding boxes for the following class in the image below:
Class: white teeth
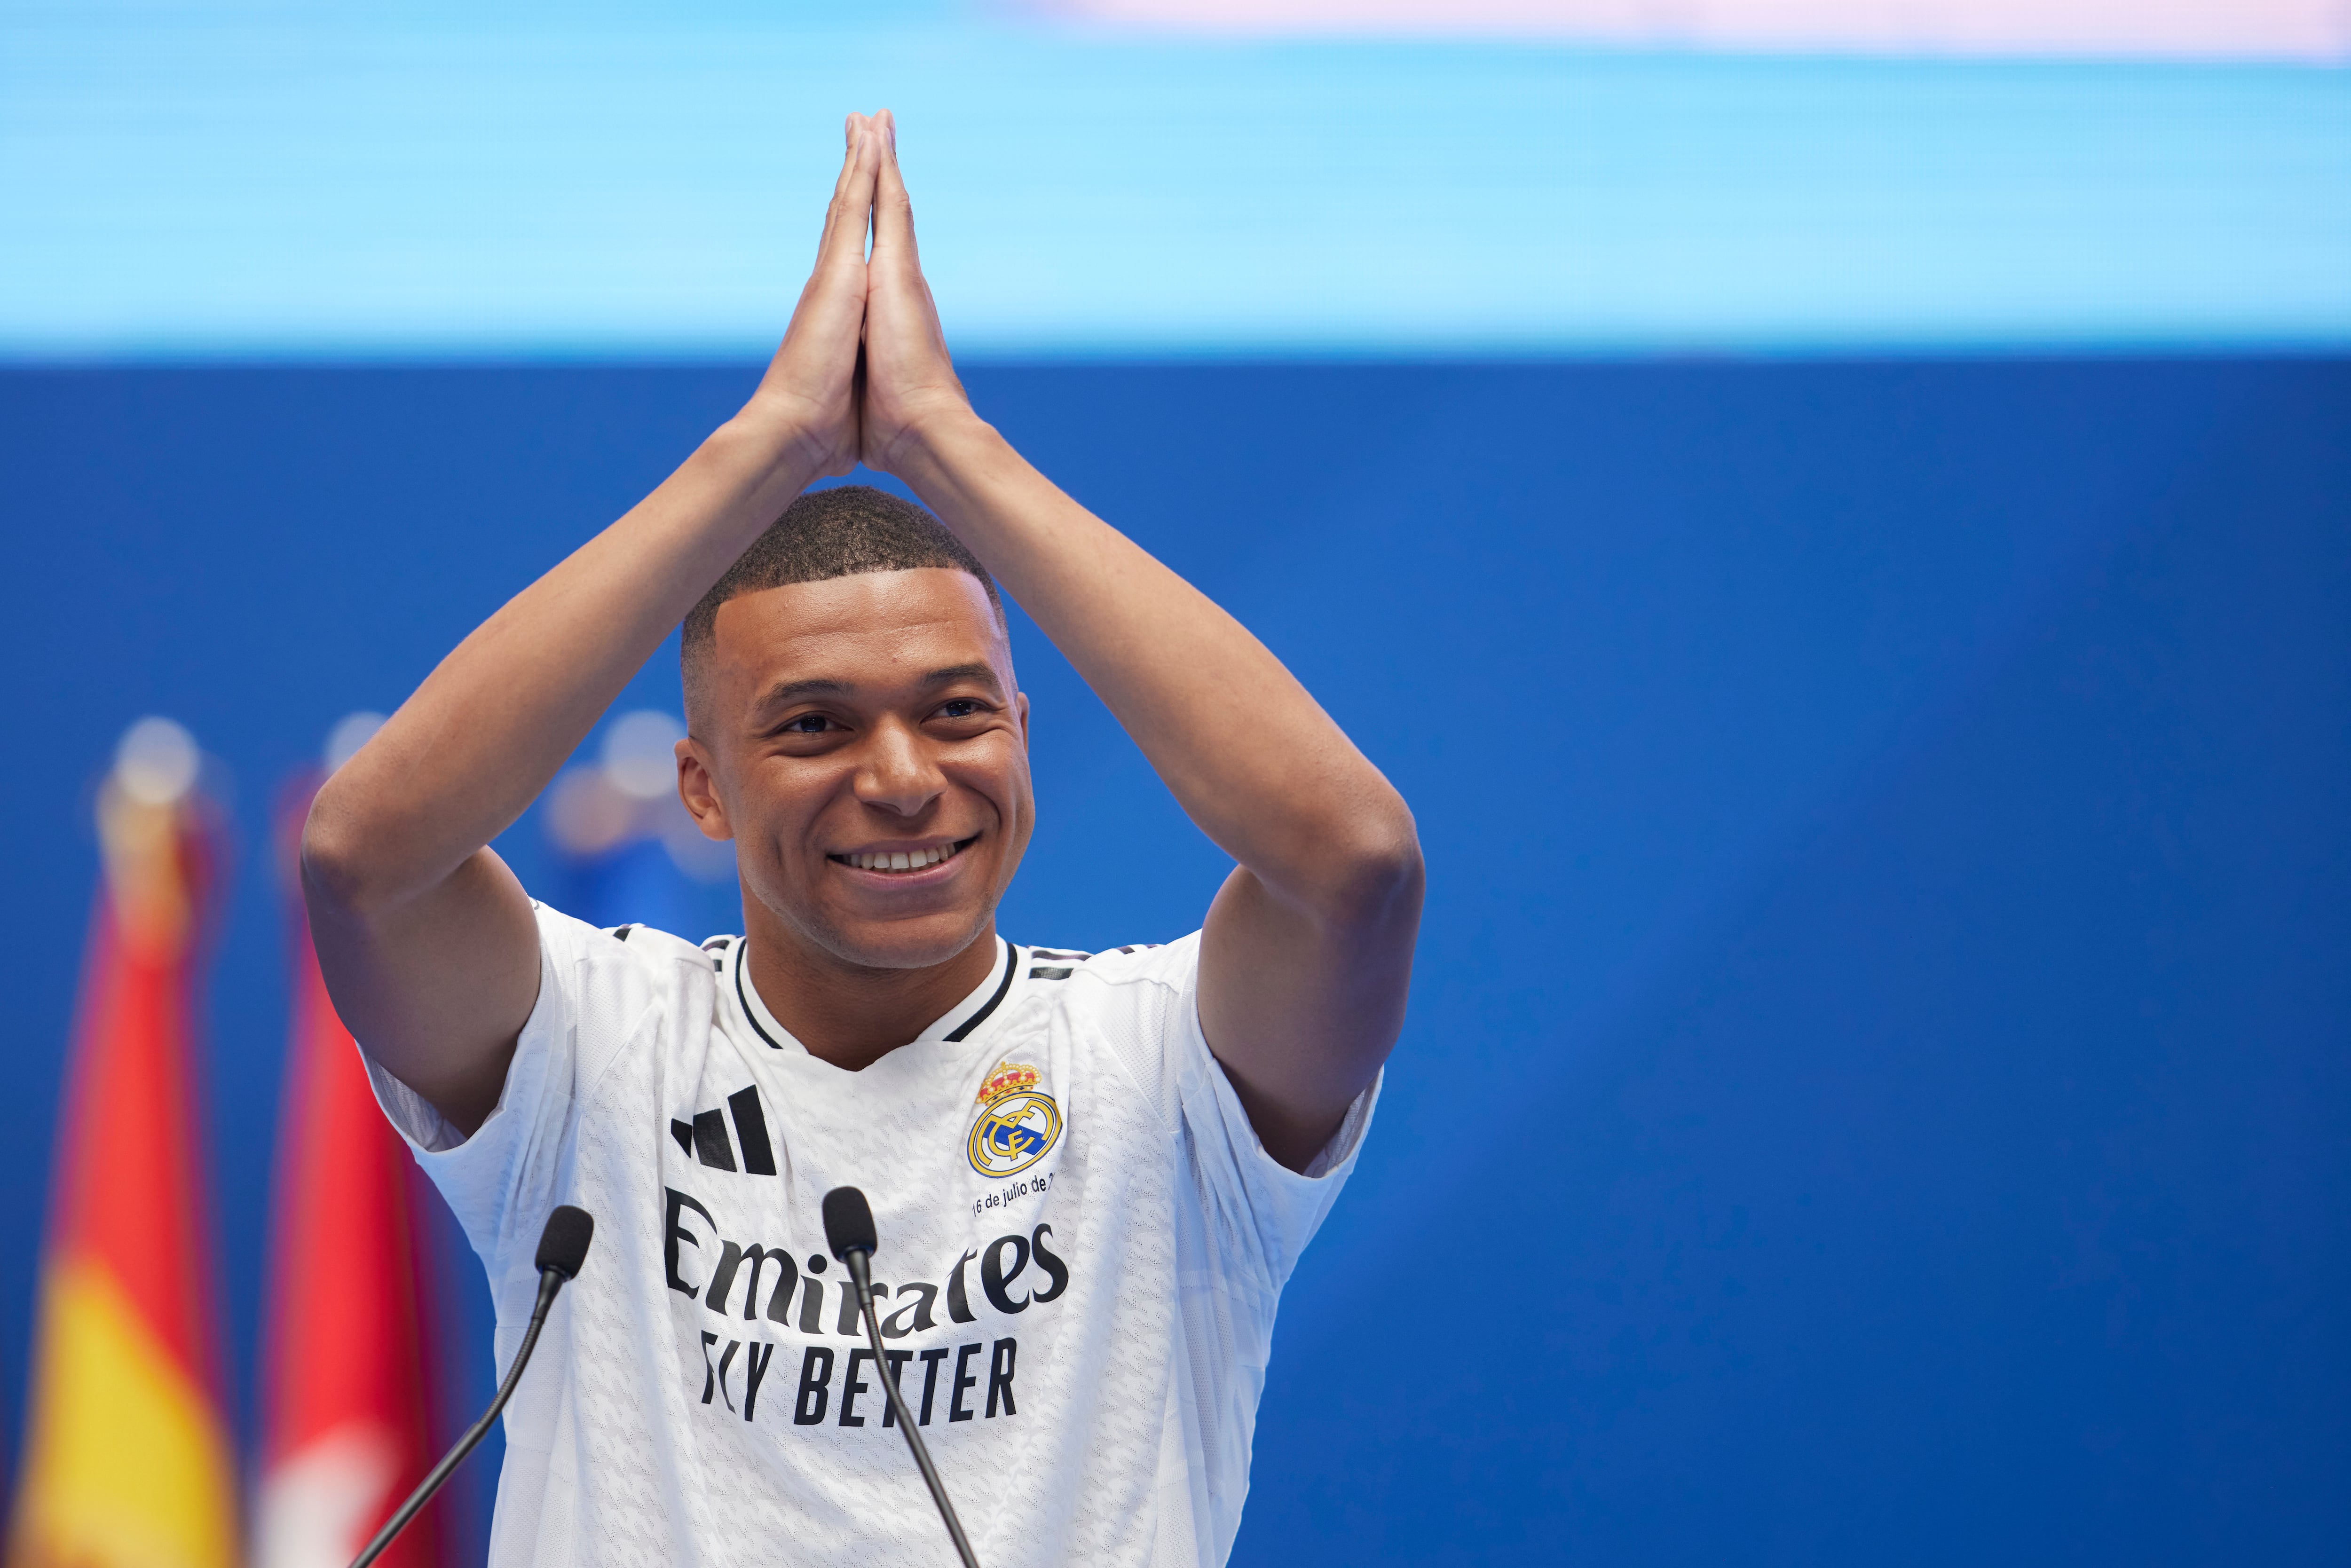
[847,843,961,871]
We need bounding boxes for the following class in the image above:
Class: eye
[780,713,834,735]
[936,698,987,720]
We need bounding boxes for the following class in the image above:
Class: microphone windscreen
[535,1205,595,1279]
[822,1186,878,1261]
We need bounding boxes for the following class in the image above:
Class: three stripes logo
[671,1084,777,1176]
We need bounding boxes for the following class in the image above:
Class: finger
[825,113,867,223]
[812,114,880,283]
[869,108,922,281]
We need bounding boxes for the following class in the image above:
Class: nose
[852,717,947,818]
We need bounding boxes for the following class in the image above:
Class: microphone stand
[347,1205,594,1568]
[842,1246,983,1568]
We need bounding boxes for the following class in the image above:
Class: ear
[1015,691,1031,749]
[677,737,734,841]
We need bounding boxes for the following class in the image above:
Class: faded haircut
[679,484,1003,722]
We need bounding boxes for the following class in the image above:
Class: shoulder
[537,904,728,968]
[531,905,732,1022]
[1022,933,1198,999]
[1016,935,1203,1075]
[1010,936,1209,1140]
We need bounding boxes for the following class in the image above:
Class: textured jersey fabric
[364,904,1376,1568]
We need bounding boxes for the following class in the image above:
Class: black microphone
[347,1205,596,1568]
[823,1186,982,1568]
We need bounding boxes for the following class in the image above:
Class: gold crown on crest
[977,1062,1041,1106]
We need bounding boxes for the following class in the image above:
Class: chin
[805,905,994,973]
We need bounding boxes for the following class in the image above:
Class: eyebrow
[917,662,1004,693]
[753,676,856,709]
[752,664,1004,712]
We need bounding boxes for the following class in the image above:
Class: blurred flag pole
[254,713,449,1568]
[6,718,237,1568]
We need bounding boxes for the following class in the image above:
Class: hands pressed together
[752,110,971,482]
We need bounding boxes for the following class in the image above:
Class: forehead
[706,568,1010,704]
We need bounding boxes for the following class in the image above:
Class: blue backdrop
[1,358,2344,1562]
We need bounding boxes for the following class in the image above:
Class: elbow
[299,783,397,921]
[1313,793,1425,931]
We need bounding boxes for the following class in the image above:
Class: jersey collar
[728,934,1019,1056]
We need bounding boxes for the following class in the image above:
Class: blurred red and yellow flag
[253,772,446,1568]
[8,721,236,1568]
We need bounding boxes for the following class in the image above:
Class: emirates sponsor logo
[662,1187,1068,1429]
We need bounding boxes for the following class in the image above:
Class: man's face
[679,568,1032,972]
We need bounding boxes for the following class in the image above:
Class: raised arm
[858,113,1423,1171]
[301,118,884,1135]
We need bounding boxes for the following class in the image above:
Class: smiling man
[304,111,1420,1568]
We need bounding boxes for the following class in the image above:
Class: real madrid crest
[968,1060,1062,1179]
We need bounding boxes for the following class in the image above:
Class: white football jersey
[365,904,1376,1568]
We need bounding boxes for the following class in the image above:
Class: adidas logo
[671,1084,777,1175]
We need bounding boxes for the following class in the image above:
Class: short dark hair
[680,484,1002,718]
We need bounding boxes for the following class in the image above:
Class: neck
[741,911,1002,1072]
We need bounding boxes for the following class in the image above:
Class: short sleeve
[360,903,617,1281]
[1083,933,1381,1292]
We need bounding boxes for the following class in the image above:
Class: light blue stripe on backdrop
[4,3,2349,356]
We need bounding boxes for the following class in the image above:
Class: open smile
[827,834,980,875]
